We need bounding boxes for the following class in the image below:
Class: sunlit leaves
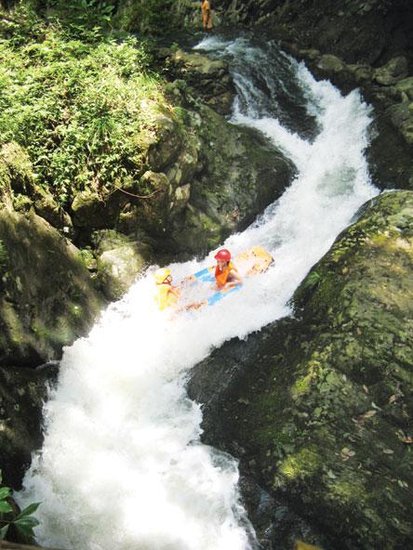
[0,27,169,206]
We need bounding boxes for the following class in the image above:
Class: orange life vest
[215,261,233,288]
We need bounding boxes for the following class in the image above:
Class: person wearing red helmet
[214,248,242,289]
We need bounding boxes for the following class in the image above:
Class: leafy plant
[44,0,116,38]
[114,0,180,36]
[0,471,41,543]
[0,21,175,207]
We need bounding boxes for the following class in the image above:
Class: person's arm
[169,285,181,298]
[228,265,242,287]
[233,267,242,283]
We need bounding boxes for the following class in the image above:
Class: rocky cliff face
[188,190,413,549]
[214,0,413,191]
[220,0,412,66]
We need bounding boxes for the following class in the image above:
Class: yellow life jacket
[155,283,179,311]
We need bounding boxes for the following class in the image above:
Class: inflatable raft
[190,246,274,306]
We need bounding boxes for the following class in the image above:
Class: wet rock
[317,54,345,74]
[373,56,409,86]
[159,48,236,115]
[0,209,104,367]
[93,229,152,301]
[239,475,325,549]
[168,104,295,256]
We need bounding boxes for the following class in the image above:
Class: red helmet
[214,248,231,261]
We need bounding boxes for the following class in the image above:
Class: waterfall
[17,35,379,550]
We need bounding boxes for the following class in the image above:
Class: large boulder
[92,229,152,300]
[168,104,295,255]
[0,209,104,367]
[187,190,413,548]
[160,48,236,115]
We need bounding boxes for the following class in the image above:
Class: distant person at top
[201,0,213,32]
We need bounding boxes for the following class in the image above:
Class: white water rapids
[17,36,379,549]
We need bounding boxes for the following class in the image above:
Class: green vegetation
[0,471,40,543]
[0,6,176,207]
[114,0,181,35]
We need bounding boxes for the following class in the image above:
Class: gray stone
[374,56,409,86]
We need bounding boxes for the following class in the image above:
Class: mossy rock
[169,104,295,255]
[373,56,409,86]
[0,210,104,366]
[317,54,346,74]
[162,48,236,115]
[32,185,73,232]
[93,229,152,300]
[71,189,120,230]
[395,77,413,101]
[0,142,33,195]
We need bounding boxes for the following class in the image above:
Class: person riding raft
[214,248,242,289]
[154,267,180,311]
[154,268,206,312]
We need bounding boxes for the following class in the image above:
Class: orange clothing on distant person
[201,0,213,31]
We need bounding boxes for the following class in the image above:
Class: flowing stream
[18,35,379,549]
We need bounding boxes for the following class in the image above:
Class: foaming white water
[18,36,379,549]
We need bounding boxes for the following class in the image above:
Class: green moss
[12,193,33,213]
[329,477,368,504]
[292,374,312,398]
[279,446,322,480]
